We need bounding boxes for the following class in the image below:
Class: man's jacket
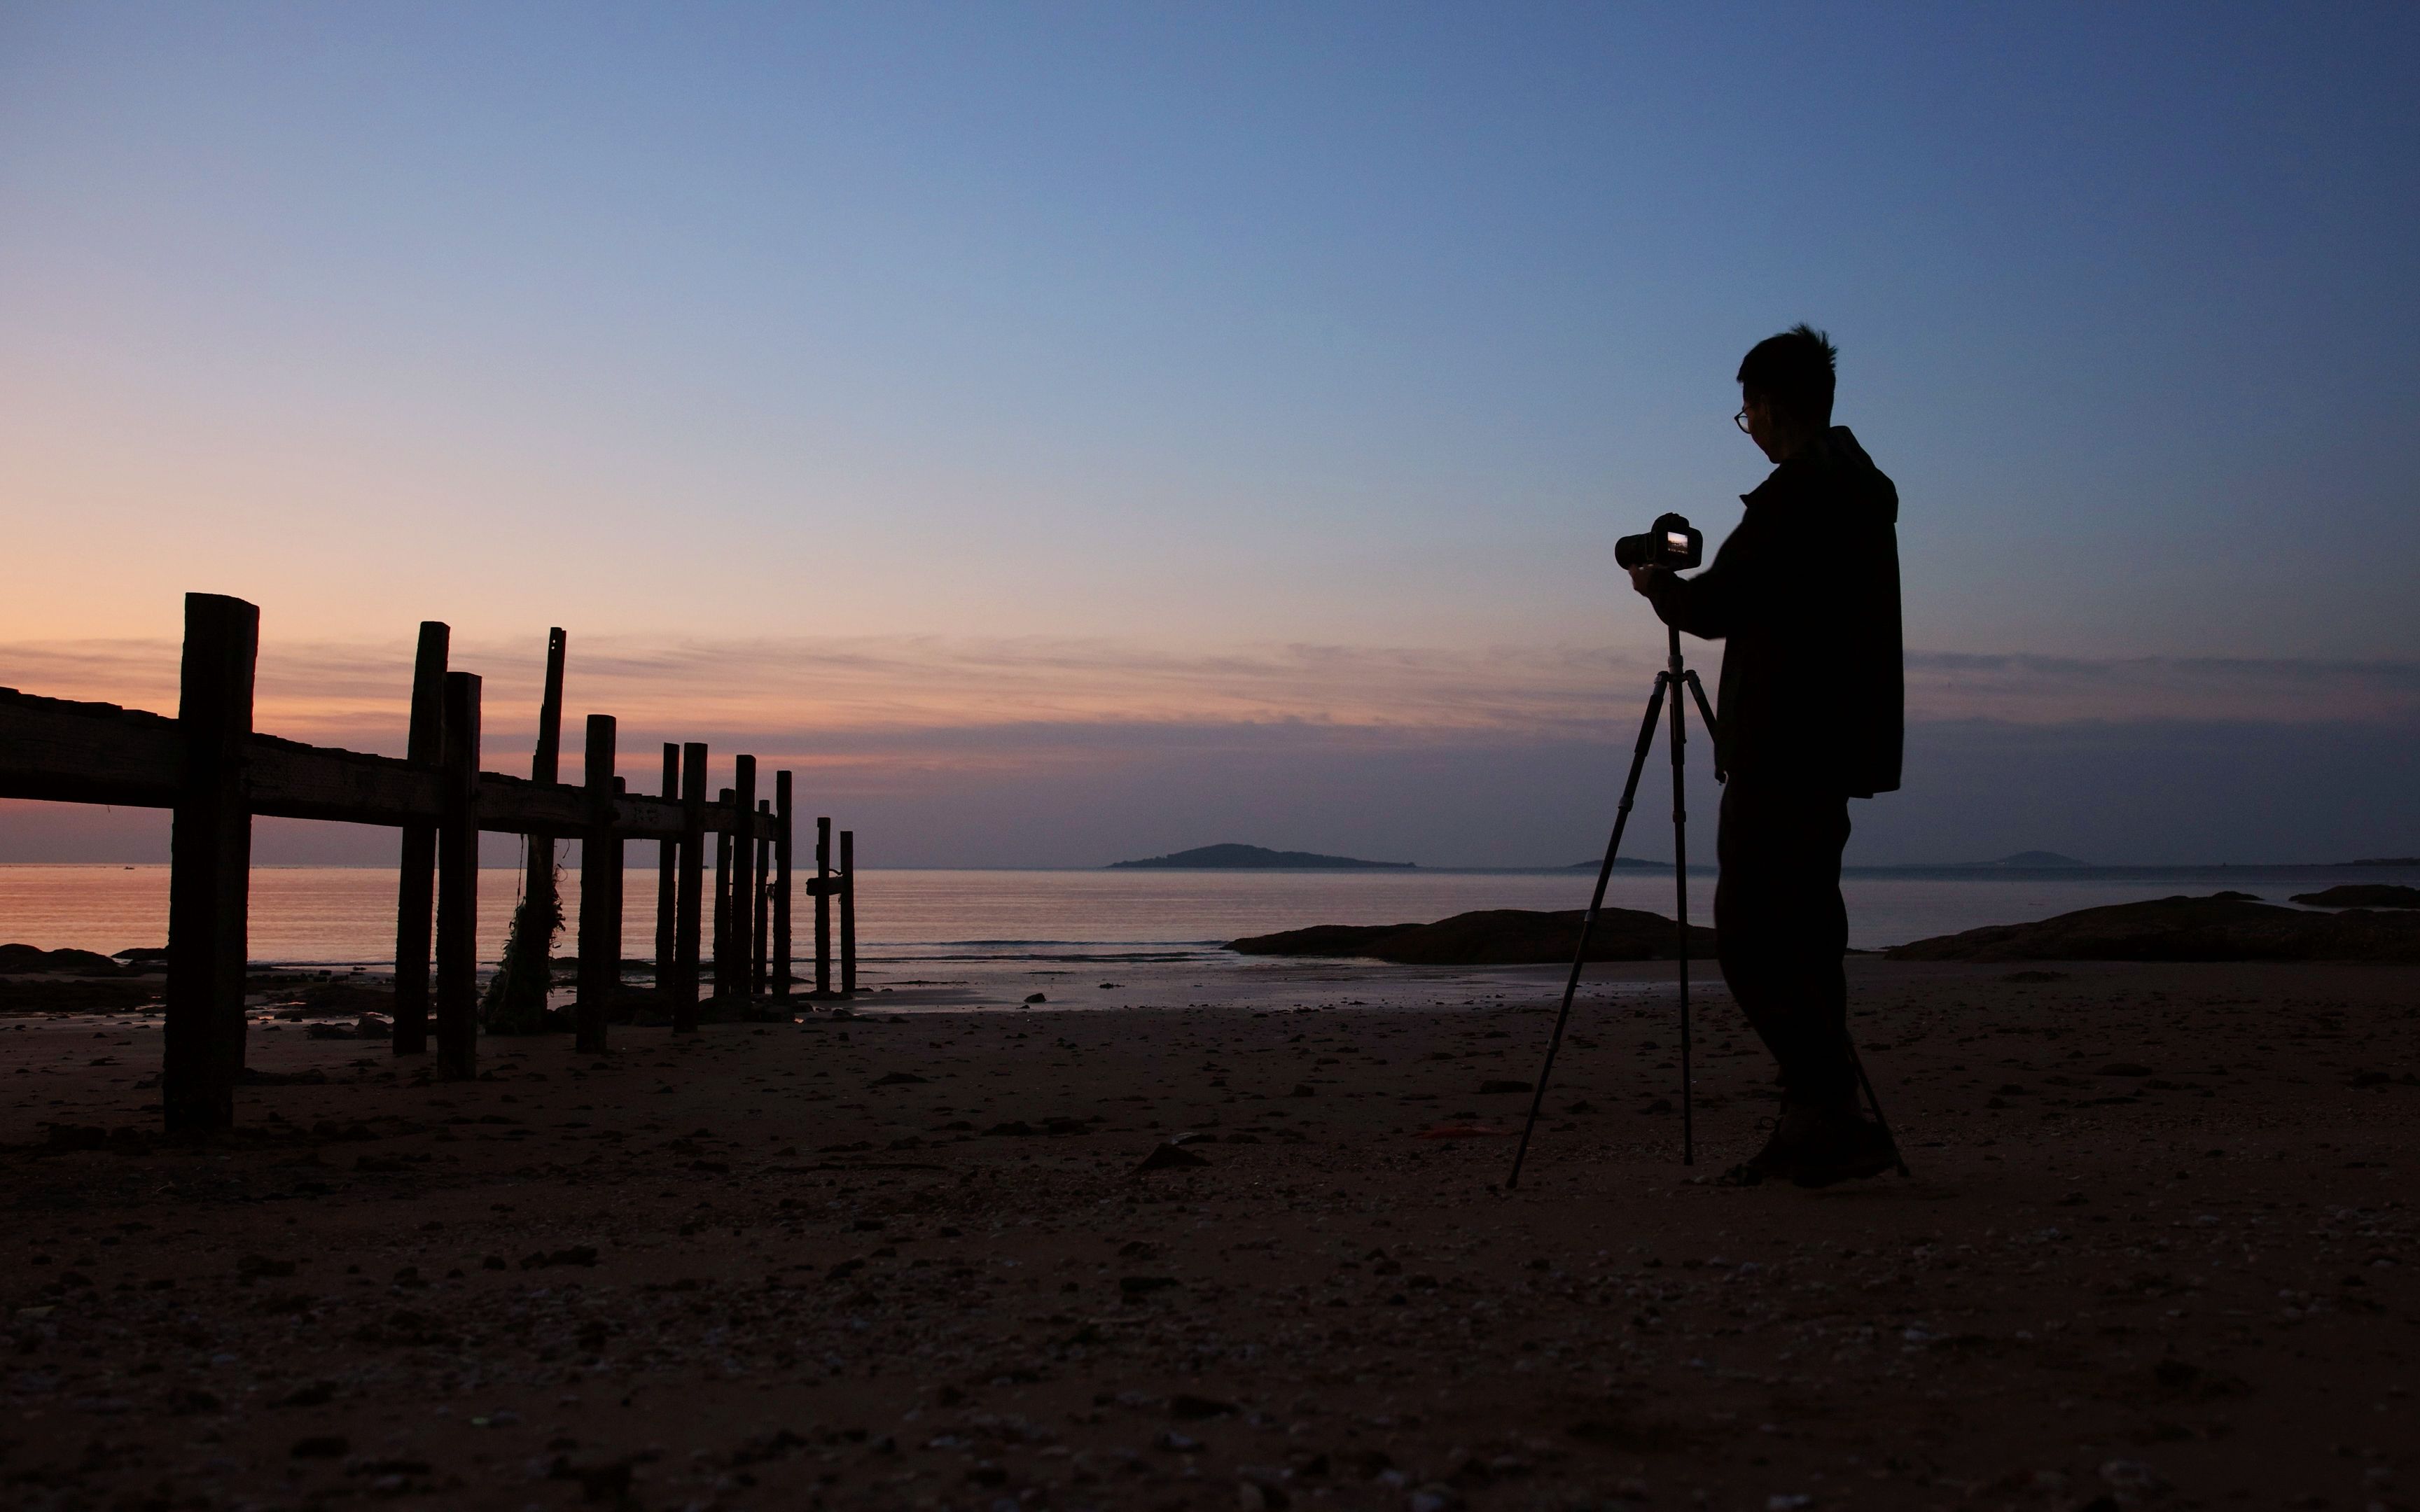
[1646,426,1903,797]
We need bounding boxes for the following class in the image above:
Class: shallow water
[2,860,2403,977]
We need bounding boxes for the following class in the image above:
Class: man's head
[1736,323,1836,463]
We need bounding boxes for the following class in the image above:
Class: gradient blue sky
[3,4,2415,865]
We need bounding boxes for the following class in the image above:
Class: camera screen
[1665,532,1688,550]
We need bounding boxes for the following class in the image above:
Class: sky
[2,3,2415,867]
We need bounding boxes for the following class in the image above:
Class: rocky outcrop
[2288,883,2420,909]
[1885,892,2420,962]
[0,944,133,975]
[1230,906,1716,965]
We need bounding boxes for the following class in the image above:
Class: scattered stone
[1478,1079,1531,1094]
[2100,1459,2167,1492]
[1134,1142,1210,1172]
[1238,1476,1291,1510]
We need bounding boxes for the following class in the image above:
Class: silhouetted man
[1628,325,1903,1186]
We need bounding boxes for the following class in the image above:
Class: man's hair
[1737,323,1837,425]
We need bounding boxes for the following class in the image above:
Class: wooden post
[163,593,257,1135]
[435,671,481,1081]
[751,799,771,997]
[575,714,618,1055]
[815,816,833,997]
[713,794,732,999]
[840,829,856,997]
[655,742,676,993]
[673,742,706,1033]
[774,772,793,997]
[522,626,566,959]
[391,620,447,1058]
[730,756,756,1000]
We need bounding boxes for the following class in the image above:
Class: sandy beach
[0,955,2412,1511]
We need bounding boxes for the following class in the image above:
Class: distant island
[1108,843,1416,870]
[1566,857,1669,869]
[1959,850,2089,868]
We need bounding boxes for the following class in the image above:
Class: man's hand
[1627,565,1662,598]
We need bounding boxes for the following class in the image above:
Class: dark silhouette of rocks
[0,944,133,975]
[1112,843,1414,869]
[2290,883,2420,909]
[1886,892,2420,962]
[1230,906,1716,965]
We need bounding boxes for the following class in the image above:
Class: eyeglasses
[1734,408,1753,434]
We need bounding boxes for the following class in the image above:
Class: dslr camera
[1615,512,1703,572]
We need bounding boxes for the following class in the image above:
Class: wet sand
[1,956,2413,1511]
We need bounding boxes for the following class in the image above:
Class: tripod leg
[1847,1040,1913,1177]
[1669,636,1693,1168]
[1506,675,1669,1191]
[1682,671,1723,784]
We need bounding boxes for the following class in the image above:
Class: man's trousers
[1713,777,1858,1109]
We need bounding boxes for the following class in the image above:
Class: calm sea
[1,864,2406,981]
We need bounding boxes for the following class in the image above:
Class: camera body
[1615,512,1703,572]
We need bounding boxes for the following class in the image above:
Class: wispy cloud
[1904,651,2420,725]
[6,635,2414,770]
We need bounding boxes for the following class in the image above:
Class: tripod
[1504,625,1910,1189]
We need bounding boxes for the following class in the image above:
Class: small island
[1109,843,1415,870]
[1960,850,2090,868]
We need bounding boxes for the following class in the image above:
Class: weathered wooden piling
[774,771,794,997]
[576,714,619,1054]
[435,671,482,1080]
[730,757,757,999]
[391,620,447,1058]
[655,743,677,992]
[815,816,833,997]
[523,626,566,951]
[673,743,707,1033]
[164,594,257,1134]
[840,828,857,996]
[751,798,772,997]
[715,792,727,998]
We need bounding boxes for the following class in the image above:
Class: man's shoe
[1725,1104,1828,1186]
[1788,1108,1898,1189]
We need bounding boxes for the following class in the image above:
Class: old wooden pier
[0,594,861,1133]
